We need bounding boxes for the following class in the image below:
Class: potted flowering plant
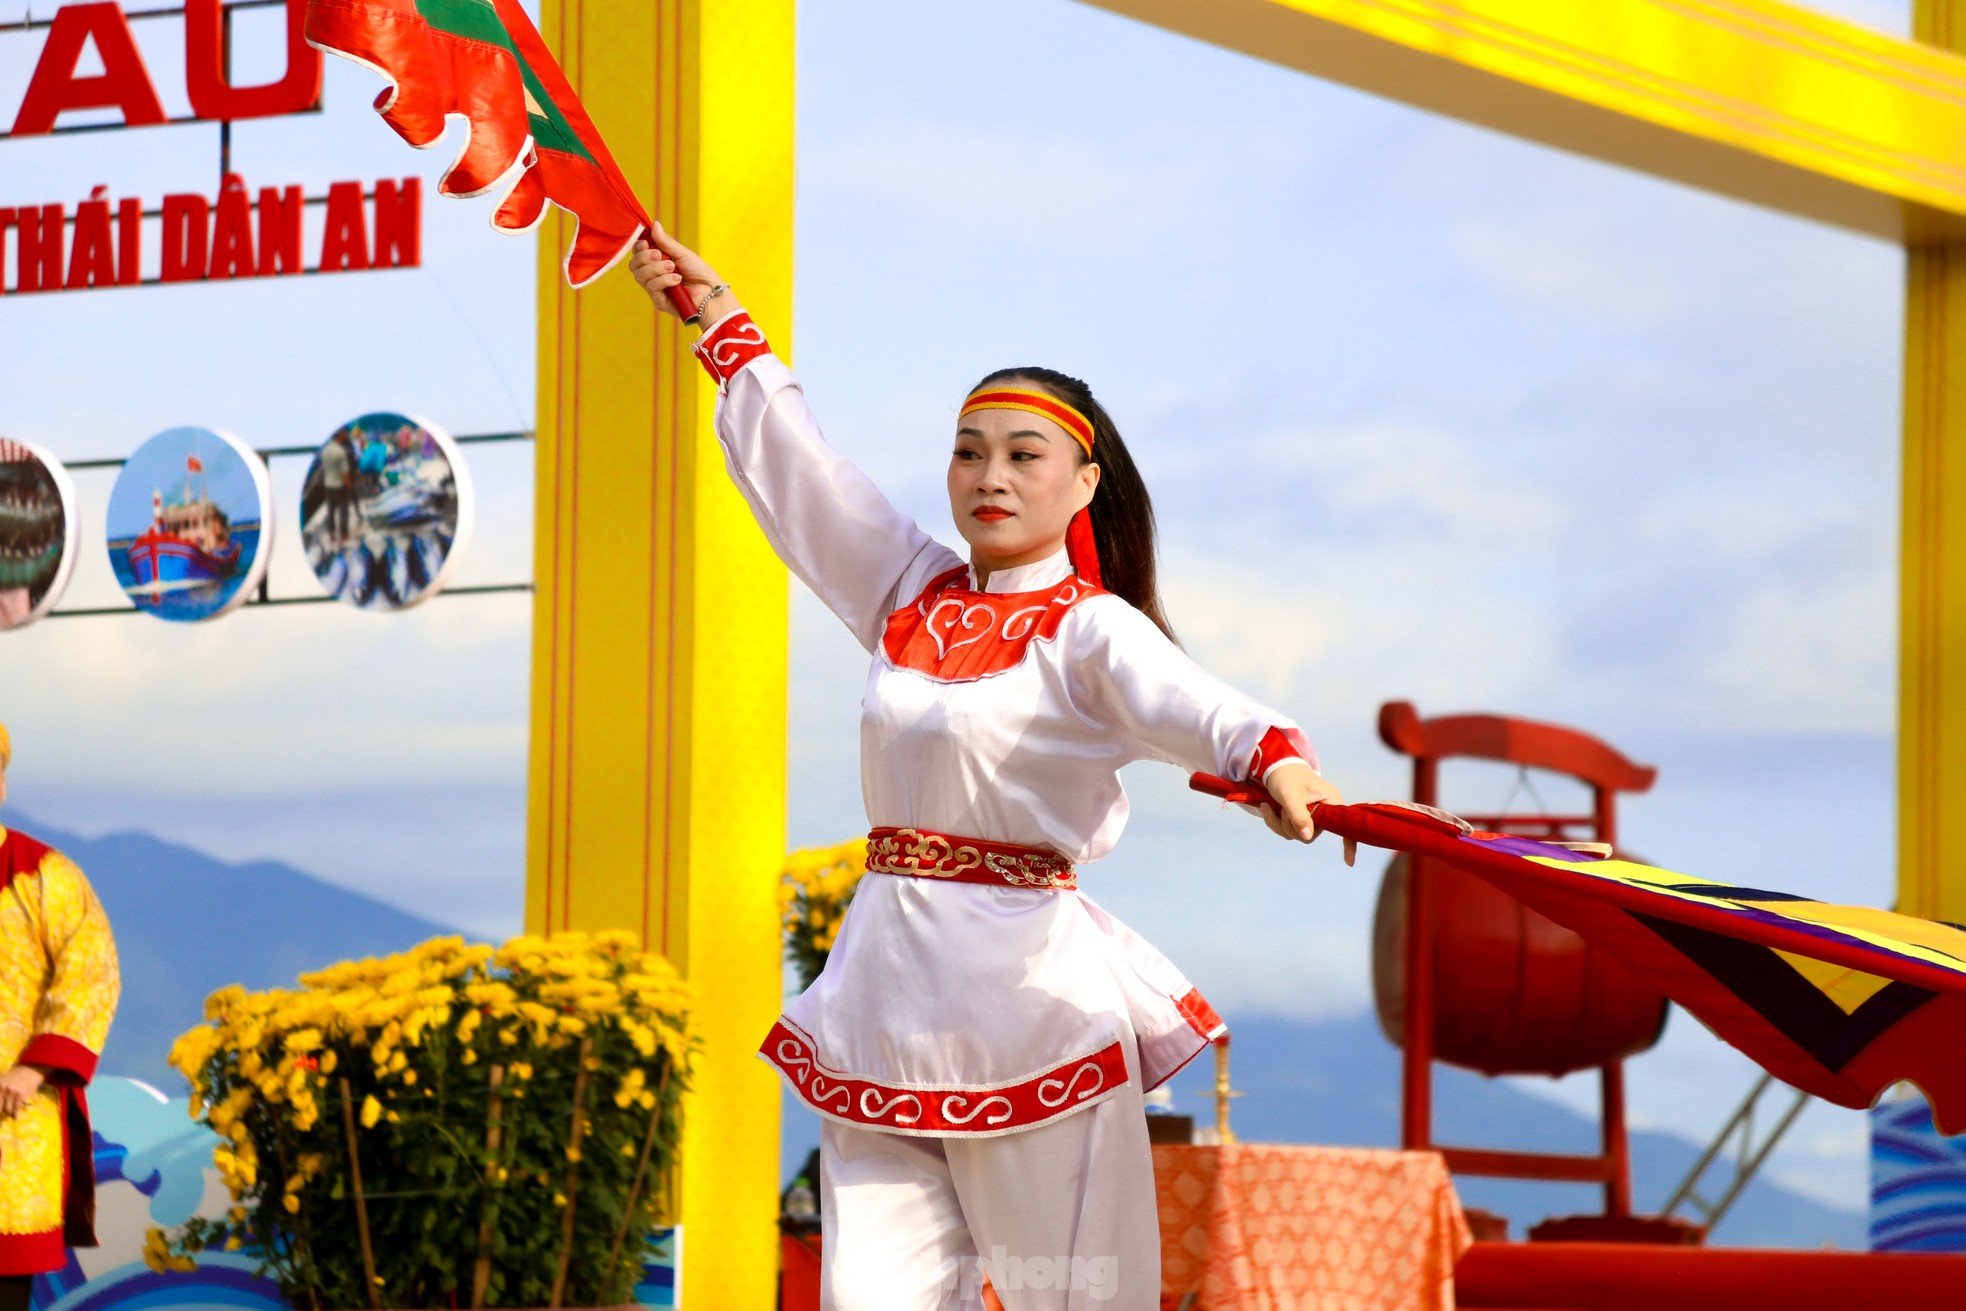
[153,931,693,1309]
[778,839,867,990]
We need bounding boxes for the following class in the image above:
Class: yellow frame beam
[1077,0,1966,238]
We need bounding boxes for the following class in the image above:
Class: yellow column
[1904,2,1966,922]
[527,1,793,1304]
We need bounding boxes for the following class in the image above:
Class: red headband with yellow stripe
[959,387,1094,457]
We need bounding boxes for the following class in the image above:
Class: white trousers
[817,1042,1160,1311]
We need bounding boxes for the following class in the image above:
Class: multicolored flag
[1299,799,1966,1134]
[305,0,685,298]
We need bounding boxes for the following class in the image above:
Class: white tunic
[713,342,1316,1139]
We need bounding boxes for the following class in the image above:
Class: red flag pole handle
[669,281,700,323]
[1189,771,1277,811]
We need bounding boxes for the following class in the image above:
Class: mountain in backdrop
[8,813,454,1082]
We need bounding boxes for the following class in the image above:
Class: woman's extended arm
[631,227,956,650]
[1068,598,1341,842]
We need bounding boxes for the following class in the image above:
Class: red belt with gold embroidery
[865,826,1078,891]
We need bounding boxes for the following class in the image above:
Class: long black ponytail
[970,366,1177,643]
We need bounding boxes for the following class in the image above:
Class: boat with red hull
[126,484,240,600]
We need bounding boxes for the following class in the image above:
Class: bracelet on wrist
[692,282,730,325]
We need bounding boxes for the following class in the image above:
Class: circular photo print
[0,437,80,631]
[106,427,272,622]
[301,413,473,611]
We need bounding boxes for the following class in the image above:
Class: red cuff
[1174,987,1227,1041]
[1247,725,1315,782]
[692,310,772,385]
[20,1033,98,1086]
[0,1229,64,1275]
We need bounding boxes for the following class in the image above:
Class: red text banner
[5,0,322,135]
[0,174,421,293]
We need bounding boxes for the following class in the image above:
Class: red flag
[187,454,204,473]
[305,0,694,307]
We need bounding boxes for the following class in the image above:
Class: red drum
[1372,853,1668,1077]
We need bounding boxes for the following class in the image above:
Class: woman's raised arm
[631,227,957,650]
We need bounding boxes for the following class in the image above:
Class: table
[1153,1143,1472,1311]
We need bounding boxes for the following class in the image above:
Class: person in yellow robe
[0,723,120,1308]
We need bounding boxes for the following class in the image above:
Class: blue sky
[0,0,1922,1211]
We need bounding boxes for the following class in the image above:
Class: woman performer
[633,230,1341,1311]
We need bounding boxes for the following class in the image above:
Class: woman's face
[948,401,1100,568]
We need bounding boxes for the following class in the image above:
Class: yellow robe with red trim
[0,825,120,1276]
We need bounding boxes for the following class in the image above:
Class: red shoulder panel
[881,569,1103,682]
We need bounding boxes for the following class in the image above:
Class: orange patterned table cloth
[1153,1143,1472,1311]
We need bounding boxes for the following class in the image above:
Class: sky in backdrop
[0,0,1921,1211]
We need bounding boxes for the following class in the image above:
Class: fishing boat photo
[126,471,242,601]
[106,426,271,623]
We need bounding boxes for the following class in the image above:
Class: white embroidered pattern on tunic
[764,1016,1129,1139]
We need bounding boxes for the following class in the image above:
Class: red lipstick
[972,506,1012,521]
